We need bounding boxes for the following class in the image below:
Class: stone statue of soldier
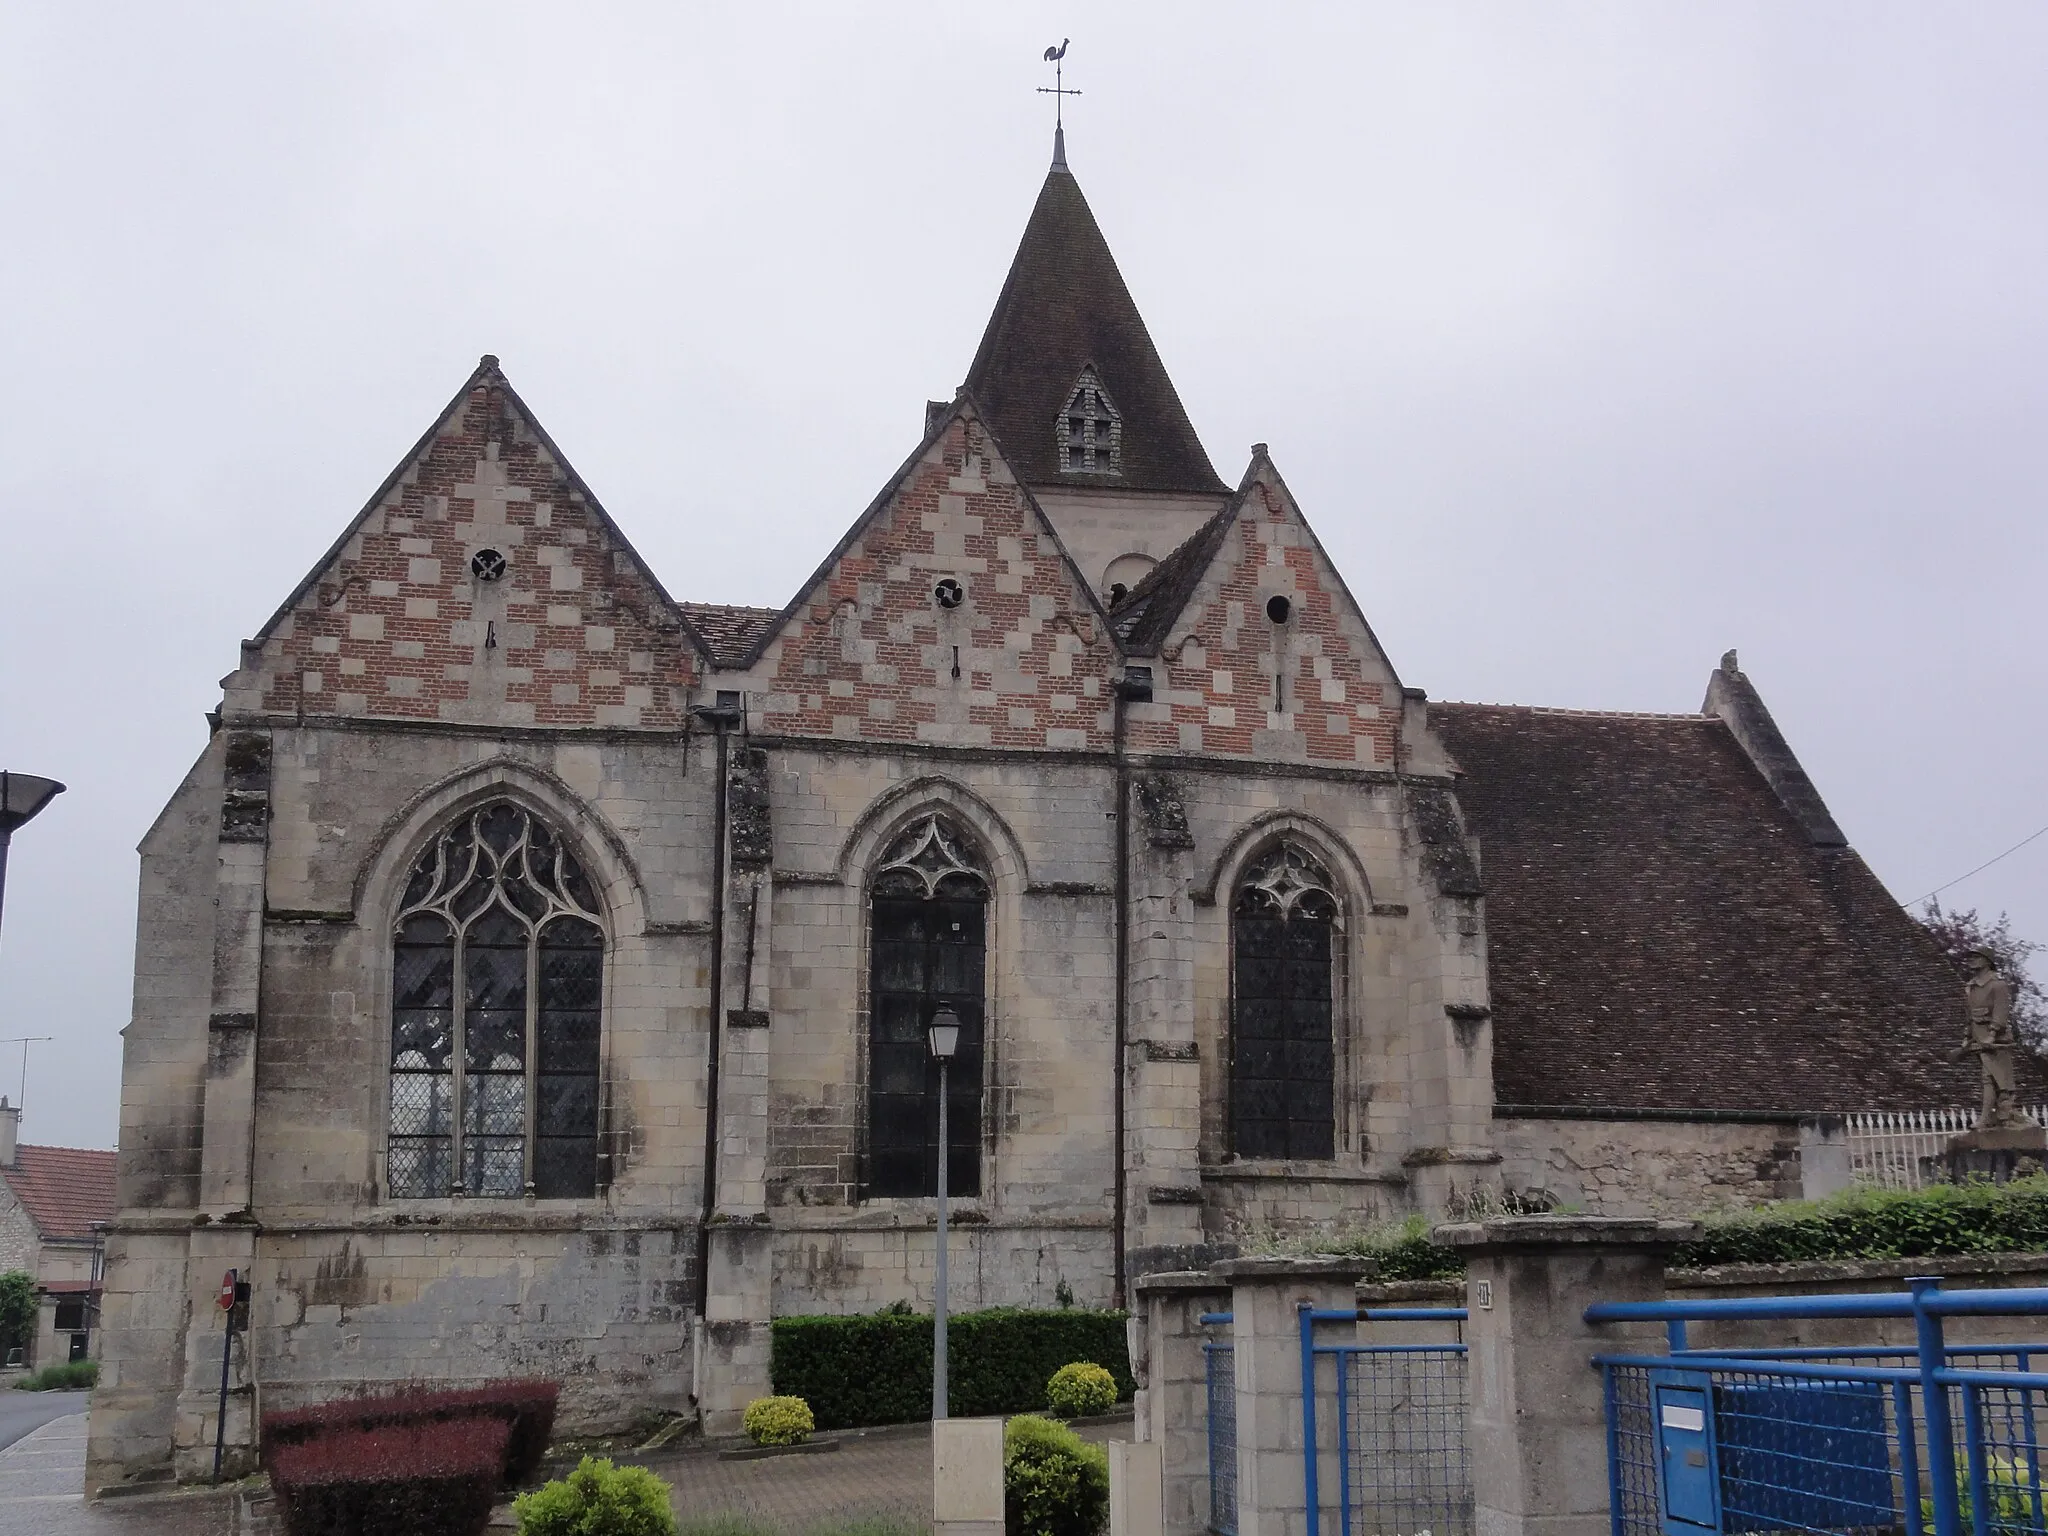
[1959,948,2030,1130]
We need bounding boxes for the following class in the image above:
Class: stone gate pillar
[1217,1256,1374,1536]
[1436,1215,1697,1536]
[1131,1269,1234,1536]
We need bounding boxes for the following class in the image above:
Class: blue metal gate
[1202,1312,1237,1536]
[1304,1306,1473,1536]
[1589,1277,2048,1536]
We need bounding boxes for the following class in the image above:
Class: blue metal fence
[1202,1312,1237,1536]
[1587,1278,2048,1536]
[1303,1305,1473,1536]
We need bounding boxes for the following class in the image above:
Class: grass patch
[1246,1214,1467,1280]
[14,1360,97,1391]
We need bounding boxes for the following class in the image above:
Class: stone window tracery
[1059,368,1122,476]
[867,813,989,1198]
[387,801,604,1199]
[1230,840,1339,1160]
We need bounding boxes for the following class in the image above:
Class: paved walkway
[0,1417,240,1536]
[647,1416,1133,1531]
[0,1410,1132,1535]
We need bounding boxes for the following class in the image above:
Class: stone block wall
[0,1185,36,1278]
[770,1222,1115,1314]
[1494,1116,1800,1216]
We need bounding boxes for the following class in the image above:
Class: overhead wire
[1908,821,2048,908]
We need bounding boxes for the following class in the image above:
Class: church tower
[957,136,1231,603]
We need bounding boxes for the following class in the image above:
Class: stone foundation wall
[250,1224,696,1421]
[769,1221,1114,1314]
[1198,1171,1407,1241]
[1494,1116,1800,1216]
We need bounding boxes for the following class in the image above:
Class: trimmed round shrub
[1045,1362,1117,1419]
[514,1455,678,1536]
[743,1395,815,1447]
[1005,1414,1109,1536]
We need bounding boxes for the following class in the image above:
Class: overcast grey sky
[3,4,2044,1151]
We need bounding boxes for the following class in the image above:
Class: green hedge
[771,1307,1133,1430]
[1675,1177,2048,1267]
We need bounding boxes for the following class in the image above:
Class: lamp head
[927,1005,961,1062]
[0,773,64,835]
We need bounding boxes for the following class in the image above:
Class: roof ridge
[14,1144,115,1156]
[1434,701,1716,722]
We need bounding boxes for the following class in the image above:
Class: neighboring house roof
[961,156,1228,496]
[1,1146,117,1242]
[1430,703,2032,1116]
[677,604,782,667]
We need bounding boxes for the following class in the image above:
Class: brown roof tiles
[2,1145,116,1242]
[1431,703,2035,1115]
[962,162,1226,496]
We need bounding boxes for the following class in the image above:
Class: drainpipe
[690,696,743,1341]
[1109,666,1153,1309]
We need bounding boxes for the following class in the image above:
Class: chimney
[0,1099,18,1168]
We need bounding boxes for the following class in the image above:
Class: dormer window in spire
[1059,368,1122,476]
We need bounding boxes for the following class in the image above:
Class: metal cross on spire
[1039,39,1081,170]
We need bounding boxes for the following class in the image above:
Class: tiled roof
[962,160,1227,496]
[1108,497,1237,653]
[1430,704,2041,1115]
[677,604,782,668]
[1,1145,116,1242]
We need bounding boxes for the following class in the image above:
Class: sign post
[213,1269,244,1485]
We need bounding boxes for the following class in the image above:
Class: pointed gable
[755,405,1119,751]
[237,359,698,729]
[1117,455,1403,767]
[962,161,1227,497]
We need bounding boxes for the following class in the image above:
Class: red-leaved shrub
[270,1415,507,1536]
[261,1379,559,1486]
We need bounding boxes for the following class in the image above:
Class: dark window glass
[1231,845,1338,1161]
[388,803,604,1199]
[535,917,603,1197]
[866,815,988,1199]
[53,1299,84,1332]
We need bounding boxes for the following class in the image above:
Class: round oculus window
[1265,594,1292,624]
[934,578,964,609]
[470,548,508,582]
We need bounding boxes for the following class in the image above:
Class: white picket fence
[1844,1105,2048,1190]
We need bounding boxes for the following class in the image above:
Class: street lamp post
[928,1005,961,1422]
[0,773,66,956]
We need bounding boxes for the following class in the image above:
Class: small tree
[0,1273,36,1363]
[1921,900,2047,1051]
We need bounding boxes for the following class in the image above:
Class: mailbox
[1652,1372,1719,1536]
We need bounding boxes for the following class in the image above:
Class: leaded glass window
[867,814,988,1199]
[388,802,605,1198]
[1230,841,1339,1161]
[1059,368,1122,476]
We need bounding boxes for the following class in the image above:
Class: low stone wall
[1494,1116,1800,1215]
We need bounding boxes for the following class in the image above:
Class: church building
[88,132,1980,1487]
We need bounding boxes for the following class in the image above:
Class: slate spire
[961,158,1227,496]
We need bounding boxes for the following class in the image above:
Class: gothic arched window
[1059,368,1122,476]
[1231,841,1339,1160]
[867,814,988,1198]
[388,801,604,1199]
